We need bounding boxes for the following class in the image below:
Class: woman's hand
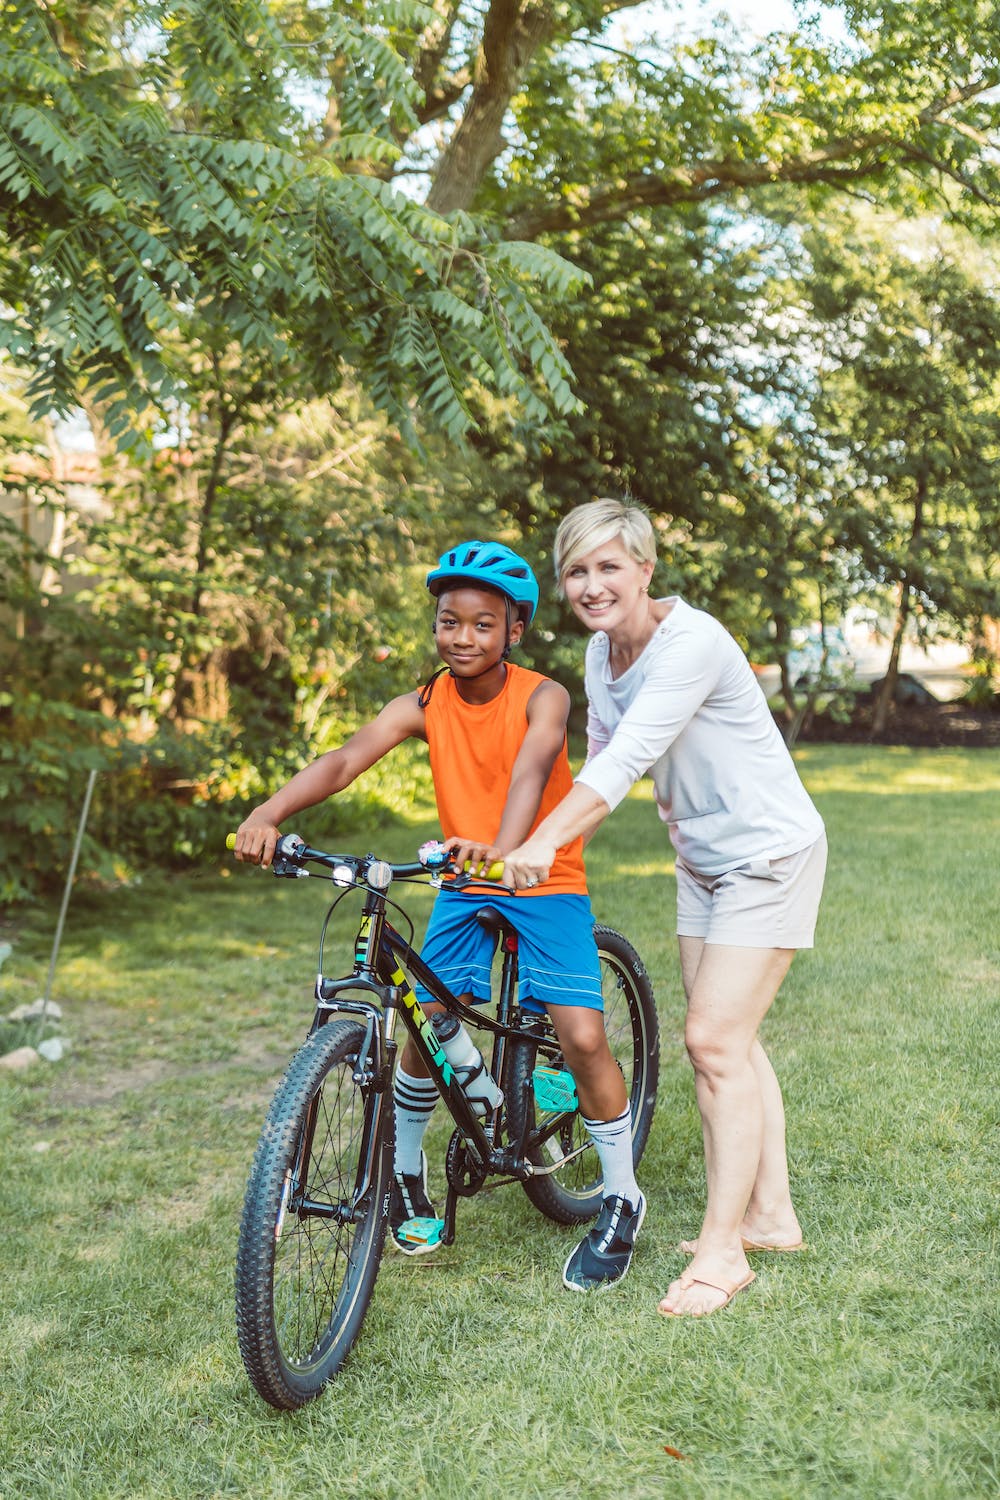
[501,836,558,891]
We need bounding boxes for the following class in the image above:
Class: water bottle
[430,1013,504,1116]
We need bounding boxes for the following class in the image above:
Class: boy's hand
[501,837,556,891]
[234,812,282,868]
[443,835,504,879]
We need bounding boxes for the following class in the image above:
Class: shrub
[961,671,999,712]
[0,692,139,906]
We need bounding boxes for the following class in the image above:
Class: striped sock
[582,1104,639,1205]
[393,1066,439,1178]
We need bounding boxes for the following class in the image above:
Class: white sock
[582,1105,640,1205]
[393,1066,439,1178]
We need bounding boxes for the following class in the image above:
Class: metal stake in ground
[35,768,97,1040]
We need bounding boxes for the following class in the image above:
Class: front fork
[292,992,396,1224]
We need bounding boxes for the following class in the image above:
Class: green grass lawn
[1,746,997,1499]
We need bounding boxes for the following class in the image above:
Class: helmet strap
[417,667,448,707]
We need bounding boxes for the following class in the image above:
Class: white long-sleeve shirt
[575,598,824,876]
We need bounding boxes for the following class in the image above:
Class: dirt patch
[796,697,1000,749]
[54,1010,293,1109]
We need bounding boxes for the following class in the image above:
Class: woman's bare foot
[678,1214,803,1256]
[678,1230,804,1255]
[658,1267,756,1317]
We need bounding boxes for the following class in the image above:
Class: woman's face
[561,538,654,634]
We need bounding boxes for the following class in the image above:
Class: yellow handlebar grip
[462,858,506,882]
[226,833,237,850]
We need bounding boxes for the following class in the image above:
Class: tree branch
[505,74,1000,237]
[898,143,999,208]
[410,0,472,124]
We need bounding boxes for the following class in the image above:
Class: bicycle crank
[444,1129,489,1197]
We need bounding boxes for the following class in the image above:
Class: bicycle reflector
[365,860,392,890]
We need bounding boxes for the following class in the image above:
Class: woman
[503,499,827,1317]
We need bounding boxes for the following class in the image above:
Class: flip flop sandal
[678,1237,805,1255]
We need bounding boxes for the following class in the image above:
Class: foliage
[961,666,1000,711]
[802,215,1000,726]
[1,377,485,900]
[4,1,1000,446]
[4,4,1000,899]
[0,692,133,905]
[0,0,585,445]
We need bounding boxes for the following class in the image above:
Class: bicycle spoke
[272,1068,367,1365]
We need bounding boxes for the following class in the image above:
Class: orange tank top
[423,663,588,897]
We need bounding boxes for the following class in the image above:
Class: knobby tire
[235,1019,392,1409]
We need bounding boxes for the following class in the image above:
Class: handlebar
[226,833,507,890]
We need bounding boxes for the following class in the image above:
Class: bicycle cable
[317,886,357,975]
[381,891,416,948]
[316,878,420,975]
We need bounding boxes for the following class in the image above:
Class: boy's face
[432,585,523,676]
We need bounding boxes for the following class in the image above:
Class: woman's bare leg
[658,941,796,1316]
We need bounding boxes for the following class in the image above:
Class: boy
[234,540,645,1291]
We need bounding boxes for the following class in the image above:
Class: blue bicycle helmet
[425,540,539,624]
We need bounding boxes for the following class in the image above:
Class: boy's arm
[234,692,426,867]
[445,680,571,875]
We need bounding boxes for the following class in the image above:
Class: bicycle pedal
[532,1065,578,1113]
[397,1216,446,1249]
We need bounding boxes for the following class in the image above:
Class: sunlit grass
[1,747,997,1498]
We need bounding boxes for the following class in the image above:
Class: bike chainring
[445,1128,489,1197]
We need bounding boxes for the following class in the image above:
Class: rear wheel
[235,1019,392,1409]
[505,925,659,1225]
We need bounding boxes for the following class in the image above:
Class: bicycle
[232,832,660,1410]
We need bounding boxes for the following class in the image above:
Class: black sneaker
[562,1191,647,1292]
[388,1151,438,1255]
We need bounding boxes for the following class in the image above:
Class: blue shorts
[414,889,604,1014]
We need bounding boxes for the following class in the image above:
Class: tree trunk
[189,408,235,623]
[162,405,236,724]
[871,586,908,735]
[871,472,927,735]
[426,1,558,215]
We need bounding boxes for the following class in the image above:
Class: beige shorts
[675,833,827,950]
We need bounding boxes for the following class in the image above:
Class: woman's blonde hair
[553,498,657,587]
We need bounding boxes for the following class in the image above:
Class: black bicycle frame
[309,882,581,1215]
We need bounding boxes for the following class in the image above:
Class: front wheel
[235,1019,392,1409]
[505,925,660,1225]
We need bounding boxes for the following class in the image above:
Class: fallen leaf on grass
[663,1446,689,1461]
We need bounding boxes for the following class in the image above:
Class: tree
[385,1,1000,228]
[804,219,1000,732]
[4,2,1000,444]
[5,1,1000,897]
